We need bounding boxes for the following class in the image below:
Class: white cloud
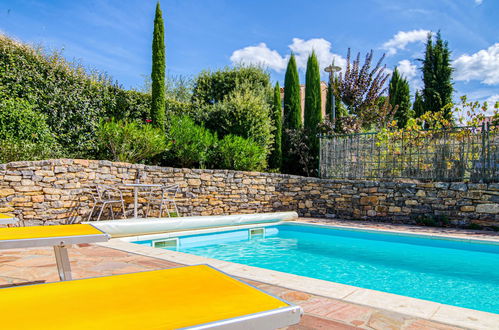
[382,29,430,56]
[288,38,346,71]
[474,0,483,5]
[454,43,499,85]
[230,38,346,74]
[396,59,417,79]
[230,43,288,72]
[396,59,422,91]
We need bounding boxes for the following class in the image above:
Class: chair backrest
[162,184,179,199]
[91,184,119,202]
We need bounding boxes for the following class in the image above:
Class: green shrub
[0,97,61,163]
[165,115,217,168]
[205,85,273,150]
[216,134,267,171]
[96,119,168,163]
[0,34,176,158]
[192,66,271,106]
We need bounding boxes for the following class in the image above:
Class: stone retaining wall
[1,159,499,228]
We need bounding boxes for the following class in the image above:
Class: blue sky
[1,0,498,108]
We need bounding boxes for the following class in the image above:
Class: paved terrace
[1,221,486,329]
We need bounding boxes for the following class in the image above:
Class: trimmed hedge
[0,34,189,158]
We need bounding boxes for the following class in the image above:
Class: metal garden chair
[145,184,180,218]
[87,185,126,221]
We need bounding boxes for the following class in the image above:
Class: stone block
[476,204,499,214]
[359,196,378,205]
[460,205,475,212]
[415,190,426,197]
[388,206,401,213]
[0,188,15,197]
[4,175,22,181]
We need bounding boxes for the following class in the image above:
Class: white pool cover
[85,212,298,237]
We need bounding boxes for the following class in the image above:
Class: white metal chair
[87,185,126,221]
[145,184,180,218]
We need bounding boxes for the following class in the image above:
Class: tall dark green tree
[151,2,166,128]
[304,52,322,174]
[421,31,453,120]
[282,54,302,174]
[269,82,282,170]
[283,55,302,130]
[388,67,412,128]
[413,90,425,118]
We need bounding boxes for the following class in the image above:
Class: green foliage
[421,32,454,119]
[204,84,273,150]
[269,82,283,170]
[413,90,425,118]
[165,115,217,169]
[283,54,302,131]
[192,66,271,106]
[285,128,315,177]
[304,52,322,173]
[388,67,413,128]
[217,134,267,171]
[151,2,166,129]
[0,34,152,158]
[416,215,450,227]
[96,119,168,163]
[282,54,302,174]
[0,97,61,163]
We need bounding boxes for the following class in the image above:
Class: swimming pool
[134,223,499,314]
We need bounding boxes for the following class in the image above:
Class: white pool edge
[97,229,499,330]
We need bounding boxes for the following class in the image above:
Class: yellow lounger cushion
[0,265,289,329]
[0,224,103,241]
[0,213,13,219]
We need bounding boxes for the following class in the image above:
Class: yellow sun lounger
[0,224,109,281]
[0,213,18,225]
[0,264,302,329]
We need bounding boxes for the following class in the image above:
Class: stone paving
[0,243,463,329]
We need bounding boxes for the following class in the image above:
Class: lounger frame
[0,224,109,281]
[180,265,303,329]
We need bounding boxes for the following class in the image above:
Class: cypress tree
[282,54,302,174]
[413,90,425,118]
[151,2,166,129]
[389,67,412,128]
[283,54,302,130]
[304,52,322,175]
[421,32,453,120]
[269,82,283,170]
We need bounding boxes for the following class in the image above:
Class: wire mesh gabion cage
[319,124,499,182]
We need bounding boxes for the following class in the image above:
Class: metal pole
[54,245,72,281]
[331,80,336,128]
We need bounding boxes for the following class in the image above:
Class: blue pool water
[134,223,499,313]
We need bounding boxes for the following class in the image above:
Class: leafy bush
[165,115,217,168]
[0,97,61,163]
[216,134,267,171]
[96,119,168,163]
[192,66,271,106]
[205,85,273,149]
[0,34,188,159]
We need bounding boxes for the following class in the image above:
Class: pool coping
[98,221,499,330]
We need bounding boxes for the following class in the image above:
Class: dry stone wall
[1,159,499,228]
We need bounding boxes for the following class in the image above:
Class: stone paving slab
[0,243,466,329]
